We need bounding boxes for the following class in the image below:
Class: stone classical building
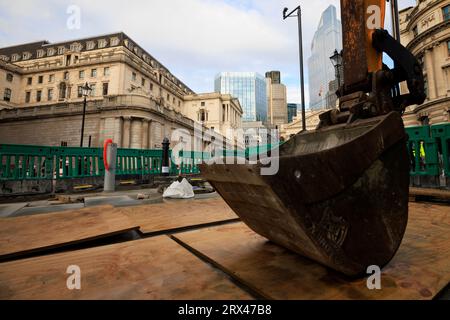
[0,32,213,149]
[182,93,243,139]
[399,0,450,127]
[265,71,287,128]
[280,109,327,140]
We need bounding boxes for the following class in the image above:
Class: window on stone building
[173,97,175,104]
[201,102,205,107]
[77,86,83,98]
[199,109,206,122]
[49,74,55,83]
[98,39,107,48]
[70,43,81,52]
[48,88,53,101]
[27,77,32,85]
[104,67,110,76]
[132,72,137,81]
[11,54,19,62]
[142,78,145,86]
[47,48,55,56]
[65,54,72,66]
[6,73,13,82]
[38,75,43,84]
[64,72,69,80]
[443,5,450,21]
[91,69,97,77]
[150,83,154,91]
[102,83,109,96]
[178,101,181,107]
[423,75,428,98]
[420,116,429,126]
[36,90,42,102]
[79,70,85,79]
[447,40,450,56]
[110,37,119,46]
[23,52,31,60]
[58,47,65,55]
[167,94,170,101]
[3,88,11,102]
[90,84,96,96]
[37,50,45,58]
[59,83,67,100]
[86,41,95,50]
[25,91,31,103]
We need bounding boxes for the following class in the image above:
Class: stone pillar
[148,120,154,149]
[130,118,143,149]
[142,119,150,149]
[425,48,437,100]
[122,116,131,148]
[113,118,122,146]
[433,44,446,98]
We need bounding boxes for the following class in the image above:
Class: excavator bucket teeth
[199,112,409,277]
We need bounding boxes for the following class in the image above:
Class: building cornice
[406,20,450,52]
[405,0,448,31]
[410,96,450,113]
[0,95,197,129]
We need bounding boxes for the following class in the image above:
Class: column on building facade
[122,116,132,148]
[130,118,143,149]
[100,117,123,147]
[142,119,150,149]
[433,43,446,98]
[148,120,154,149]
[424,48,437,100]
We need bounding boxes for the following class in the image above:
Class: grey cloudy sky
[0,0,416,107]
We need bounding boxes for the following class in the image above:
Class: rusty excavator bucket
[200,0,426,277]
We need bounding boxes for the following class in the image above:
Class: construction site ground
[0,187,449,300]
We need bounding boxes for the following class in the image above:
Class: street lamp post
[283,5,306,132]
[80,82,92,148]
[330,49,343,89]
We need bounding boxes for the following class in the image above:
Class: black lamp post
[79,82,92,147]
[283,5,306,132]
[330,49,343,89]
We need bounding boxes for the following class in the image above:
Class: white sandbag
[162,178,195,199]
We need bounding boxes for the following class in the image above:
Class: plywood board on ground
[0,205,138,260]
[120,197,239,235]
[173,203,450,300]
[0,236,253,300]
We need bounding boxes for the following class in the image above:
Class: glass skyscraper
[215,72,267,122]
[307,5,342,110]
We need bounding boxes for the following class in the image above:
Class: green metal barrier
[405,126,439,176]
[431,123,450,176]
[0,144,198,181]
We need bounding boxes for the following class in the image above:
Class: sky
[0,0,417,108]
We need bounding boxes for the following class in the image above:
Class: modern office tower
[307,5,343,110]
[266,71,287,128]
[215,72,267,123]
